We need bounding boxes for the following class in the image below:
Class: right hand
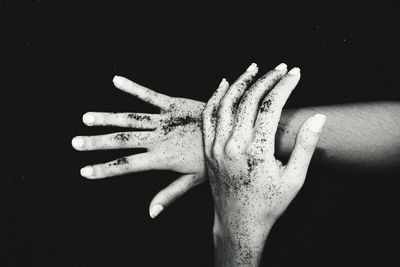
[202,63,326,266]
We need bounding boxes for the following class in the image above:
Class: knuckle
[224,139,242,157]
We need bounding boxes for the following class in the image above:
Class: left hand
[72,76,206,218]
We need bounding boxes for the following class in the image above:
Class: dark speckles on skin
[246,155,264,173]
[242,178,251,187]
[260,99,272,113]
[161,115,201,134]
[230,104,236,115]
[127,113,151,121]
[114,133,131,143]
[169,103,177,110]
[211,106,218,125]
[240,248,253,265]
[247,157,256,173]
[110,157,129,166]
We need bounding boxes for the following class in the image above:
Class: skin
[203,64,325,266]
[71,76,207,217]
[72,66,400,218]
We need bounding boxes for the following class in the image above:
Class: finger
[71,131,160,151]
[254,67,301,151]
[213,63,258,156]
[82,112,162,129]
[228,63,287,149]
[149,174,205,218]
[80,152,163,179]
[113,75,172,110]
[284,114,326,184]
[202,79,230,158]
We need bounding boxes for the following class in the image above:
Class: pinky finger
[284,114,326,184]
[149,174,205,218]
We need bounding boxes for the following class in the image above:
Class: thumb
[149,174,205,218]
[284,114,326,183]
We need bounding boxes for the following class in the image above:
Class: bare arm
[72,66,400,216]
[277,101,400,171]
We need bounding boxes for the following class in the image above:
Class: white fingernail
[246,63,258,72]
[288,67,300,75]
[275,63,287,70]
[83,113,95,124]
[113,75,123,87]
[218,78,226,87]
[309,114,326,133]
[149,204,164,218]
[71,137,84,148]
[80,166,94,177]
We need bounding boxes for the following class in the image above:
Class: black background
[3,0,400,266]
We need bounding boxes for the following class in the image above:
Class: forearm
[276,101,400,171]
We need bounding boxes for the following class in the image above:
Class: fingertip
[80,166,94,178]
[224,80,230,88]
[71,137,84,149]
[82,113,95,125]
[218,78,226,88]
[288,67,301,75]
[275,63,287,71]
[246,62,258,72]
[113,75,125,87]
[149,204,164,219]
[308,114,326,134]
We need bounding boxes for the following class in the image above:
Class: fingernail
[113,75,123,86]
[275,63,287,70]
[80,166,94,177]
[218,78,226,87]
[71,137,84,148]
[309,114,326,133]
[83,113,95,124]
[246,63,258,72]
[288,67,300,75]
[149,204,164,218]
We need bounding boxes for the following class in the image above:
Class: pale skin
[202,64,326,266]
[71,65,400,218]
[71,76,207,217]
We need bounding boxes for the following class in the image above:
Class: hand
[71,76,206,218]
[202,63,326,266]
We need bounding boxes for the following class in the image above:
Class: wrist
[213,211,276,240]
[213,219,274,246]
[212,214,275,267]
